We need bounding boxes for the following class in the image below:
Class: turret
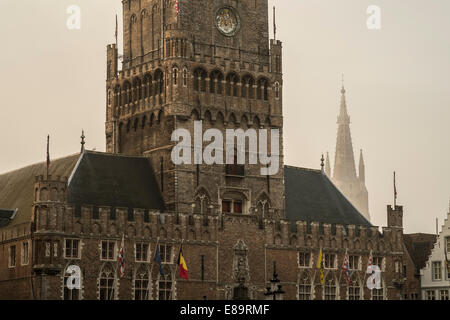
[387,205,403,228]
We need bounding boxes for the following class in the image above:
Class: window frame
[8,245,16,268]
[64,239,81,259]
[101,240,117,261]
[298,252,311,268]
[21,241,29,266]
[432,261,442,281]
[135,242,150,263]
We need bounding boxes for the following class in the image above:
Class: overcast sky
[0,0,448,234]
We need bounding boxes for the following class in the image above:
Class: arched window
[194,191,211,215]
[183,68,188,87]
[348,274,361,300]
[241,75,255,99]
[133,77,142,102]
[154,69,164,95]
[226,73,239,97]
[256,196,270,218]
[172,67,179,86]
[63,266,81,300]
[210,70,224,94]
[122,81,132,105]
[298,272,312,300]
[194,68,207,92]
[99,265,116,300]
[158,271,173,300]
[257,78,269,101]
[274,82,280,100]
[143,74,152,98]
[134,267,150,300]
[324,273,337,300]
[114,85,121,107]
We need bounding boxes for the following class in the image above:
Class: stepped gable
[284,165,371,226]
[0,154,79,227]
[67,151,165,211]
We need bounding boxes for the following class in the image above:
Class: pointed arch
[98,263,117,300]
[193,187,212,215]
[324,272,338,300]
[226,72,240,97]
[298,270,313,300]
[193,67,207,92]
[348,273,362,300]
[133,264,151,300]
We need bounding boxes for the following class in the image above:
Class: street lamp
[264,261,285,300]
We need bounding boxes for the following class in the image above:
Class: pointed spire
[325,152,331,177]
[338,76,350,124]
[333,81,356,182]
[46,135,50,178]
[359,149,365,183]
[80,130,86,153]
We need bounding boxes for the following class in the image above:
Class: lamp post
[264,261,285,300]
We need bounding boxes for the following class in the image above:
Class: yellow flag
[317,248,324,284]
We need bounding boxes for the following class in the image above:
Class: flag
[317,248,324,285]
[46,135,50,175]
[177,246,189,281]
[366,250,376,287]
[154,243,164,276]
[175,1,180,15]
[342,249,350,286]
[117,234,125,277]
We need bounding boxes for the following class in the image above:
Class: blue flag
[154,245,164,276]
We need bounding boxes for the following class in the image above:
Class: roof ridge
[0,153,80,177]
[284,165,321,173]
[84,150,150,159]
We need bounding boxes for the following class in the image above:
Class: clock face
[215,7,239,36]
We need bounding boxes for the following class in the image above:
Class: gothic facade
[0,0,425,300]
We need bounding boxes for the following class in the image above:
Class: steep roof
[0,154,80,227]
[67,151,165,211]
[403,233,437,272]
[284,166,371,226]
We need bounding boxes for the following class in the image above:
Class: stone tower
[105,0,284,217]
[328,84,369,221]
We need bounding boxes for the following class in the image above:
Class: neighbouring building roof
[67,151,165,211]
[0,154,80,227]
[284,166,372,227]
[403,233,437,272]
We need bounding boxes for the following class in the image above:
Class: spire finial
[46,135,50,178]
[321,154,325,173]
[393,171,398,207]
[341,73,346,94]
[80,130,86,153]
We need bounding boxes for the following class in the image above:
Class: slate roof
[284,166,372,226]
[67,151,165,210]
[403,233,437,272]
[0,154,80,227]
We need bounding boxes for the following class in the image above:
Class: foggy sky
[0,0,448,234]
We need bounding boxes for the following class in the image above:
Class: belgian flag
[177,246,189,281]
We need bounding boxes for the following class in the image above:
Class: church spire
[333,83,357,182]
[325,152,331,177]
[359,149,365,183]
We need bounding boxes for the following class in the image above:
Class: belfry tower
[327,84,369,221]
[105,0,284,217]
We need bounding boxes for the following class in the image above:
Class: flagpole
[46,135,50,179]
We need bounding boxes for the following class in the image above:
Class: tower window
[173,68,178,86]
[183,68,188,87]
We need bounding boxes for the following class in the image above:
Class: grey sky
[0,0,448,234]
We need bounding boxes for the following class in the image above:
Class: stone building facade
[420,209,450,300]
[0,0,424,300]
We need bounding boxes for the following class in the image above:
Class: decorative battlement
[33,175,68,204]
